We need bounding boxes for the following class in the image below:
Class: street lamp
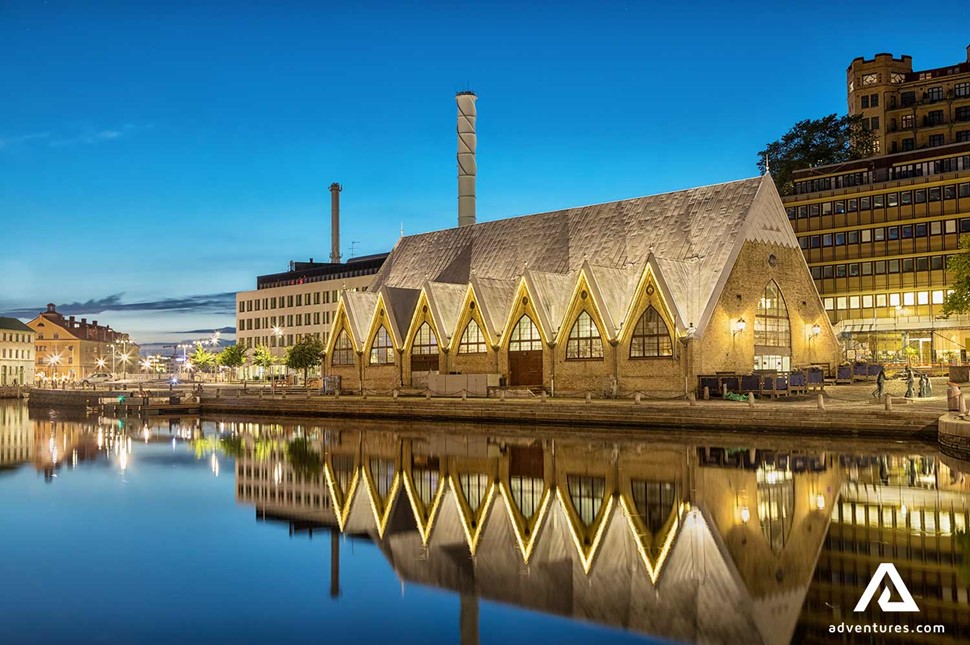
[272,327,285,381]
[47,353,61,385]
[120,352,131,380]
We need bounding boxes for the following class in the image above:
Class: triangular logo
[854,563,919,613]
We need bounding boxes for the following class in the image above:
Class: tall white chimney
[329,183,342,263]
[457,91,477,228]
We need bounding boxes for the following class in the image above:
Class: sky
[1,0,968,346]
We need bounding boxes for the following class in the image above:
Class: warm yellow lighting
[816,494,825,511]
[811,323,821,337]
[734,318,746,335]
[740,506,751,523]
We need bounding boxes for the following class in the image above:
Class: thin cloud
[0,132,51,148]
[2,292,237,318]
[49,127,131,147]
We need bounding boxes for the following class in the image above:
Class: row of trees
[188,336,327,382]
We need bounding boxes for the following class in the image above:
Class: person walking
[873,367,887,399]
[905,367,915,398]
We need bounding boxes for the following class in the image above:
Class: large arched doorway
[508,315,543,386]
[754,281,792,371]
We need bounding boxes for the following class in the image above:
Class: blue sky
[1,0,967,344]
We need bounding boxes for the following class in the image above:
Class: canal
[1,401,967,644]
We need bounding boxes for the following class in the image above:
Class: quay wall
[939,413,970,454]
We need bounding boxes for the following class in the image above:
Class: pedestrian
[905,367,915,398]
[919,373,929,398]
[873,367,886,398]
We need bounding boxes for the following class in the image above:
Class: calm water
[1,402,968,645]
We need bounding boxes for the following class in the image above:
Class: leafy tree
[286,437,323,478]
[218,344,246,371]
[190,345,217,373]
[942,236,970,317]
[757,114,877,196]
[251,344,275,378]
[286,336,326,385]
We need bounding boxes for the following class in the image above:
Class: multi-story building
[847,45,970,155]
[234,254,387,369]
[784,143,970,363]
[0,317,36,386]
[25,304,138,381]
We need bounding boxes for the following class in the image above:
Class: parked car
[80,373,113,386]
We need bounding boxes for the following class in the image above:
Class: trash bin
[948,383,962,411]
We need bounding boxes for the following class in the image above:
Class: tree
[218,344,246,371]
[251,344,275,379]
[190,345,217,373]
[286,336,325,385]
[942,236,970,317]
[757,114,877,196]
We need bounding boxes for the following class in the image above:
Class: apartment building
[847,45,970,155]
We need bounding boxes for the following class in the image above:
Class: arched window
[755,281,791,371]
[630,306,673,358]
[332,330,355,366]
[458,318,487,354]
[411,323,438,355]
[757,465,794,553]
[369,326,394,365]
[566,311,603,360]
[508,315,542,351]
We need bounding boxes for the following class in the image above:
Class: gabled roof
[469,276,518,342]
[0,317,34,333]
[523,271,575,343]
[424,282,467,344]
[369,176,795,338]
[380,286,421,348]
[342,291,379,348]
[583,264,641,339]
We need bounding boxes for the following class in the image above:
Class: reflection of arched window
[458,319,487,354]
[332,330,355,365]
[509,315,542,351]
[369,326,394,365]
[370,458,395,498]
[459,473,490,513]
[630,306,673,357]
[755,281,791,371]
[510,477,544,520]
[631,481,678,535]
[567,475,605,527]
[566,311,603,360]
[332,454,355,493]
[411,323,438,355]
[757,465,794,553]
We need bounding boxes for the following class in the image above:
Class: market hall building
[325,175,841,396]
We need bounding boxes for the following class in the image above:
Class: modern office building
[234,253,387,360]
[783,143,970,362]
[25,304,138,381]
[847,45,970,155]
[0,317,36,386]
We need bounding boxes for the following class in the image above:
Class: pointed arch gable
[500,277,550,350]
[403,289,443,356]
[361,456,402,538]
[324,456,360,532]
[498,480,553,564]
[325,300,359,357]
[556,485,616,574]
[448,473,497,555]
[402,461,447,545]
[362,292,402,358]
[559,270,610,360]
[620,264,680,356]
[448,282,496,354]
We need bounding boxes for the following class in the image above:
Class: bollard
[634,392,641,405]
[722,384,727,398]
[259,388,264,399]
[884,393,892,412]
[425,391,431,400]
[817,393,825,411]
[688,392,696,406]
[362,391,368,400]
[541,390,547,403]
[215,388,220,399]
[236,389,241,398]
[462,391,467,401]
[747,392,755,407]
[703,386,710,401]
[500,389,506,402]
[306,390,312,399]
[585,392,591,404]
[281,389,287,399]
[393,389,399,399]
[334,389,340,400]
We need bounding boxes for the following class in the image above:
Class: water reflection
[3,405,970,644]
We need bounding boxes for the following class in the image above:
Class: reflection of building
[846,46,970,155]
[26,304,138,380]
[328,176,840,395]
[0,317,35,386]
[798,454,970,643]
[0,404,32,468]
[784,146,970,363]
[231,422,860,645]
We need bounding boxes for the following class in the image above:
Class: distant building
[847,45,970,155]
[327,176,840,396]
[25,304,138,381]
[0,317,36,386]
[234,254,387,373]
[783,144,970,362]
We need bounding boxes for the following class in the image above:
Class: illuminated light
[900,504,908,518]
[143,426,150,444]
[211,454,219,478]
[97,428,104,449]
[127,436,132,454]
[740,506,751,523]
[816,494,826,511]
[171,437,177,450]
[620,497,688,584]
[811,323,821,337]
[72,449,78,468]
[120,450,128,471]
[273,462,283,486]
[733,318,746,335]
